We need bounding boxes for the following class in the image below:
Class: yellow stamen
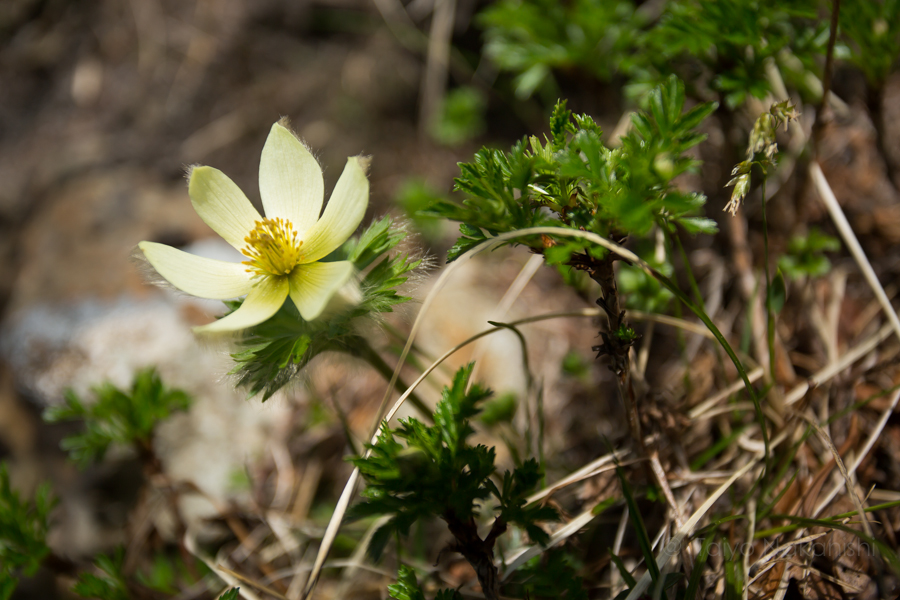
[241,217,303,277]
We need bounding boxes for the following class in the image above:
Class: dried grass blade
[625,460,758,600]
[810,162,900,340]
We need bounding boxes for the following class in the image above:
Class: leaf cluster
[617,253,673,314]
[479,0,827,108]
[0,463,54,600]
[839,0,900,87]
[350,364,558,561]
[479,0,645,99]
[228,217,422,400]
[70,547,218,599]
[71,551,129,600]
[43,368,192,468]
[639,0,825,107]
[778,227,840,280]
[430,77,716,270]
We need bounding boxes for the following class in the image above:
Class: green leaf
[345,216,406,270]
[609,551,637,588]
[447,223,492,263]
[779,228,840,280]
[351,365,497,550]
[723,540,743,600]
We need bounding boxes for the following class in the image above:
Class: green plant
[479,0,826,107]
[431,78,717,261]
[480,0,644,99]
[839,0,900,88]
[428,77,717,443]
[71,551,129,600]
[92,9,900,596]
[351,364,560,600]
[0,463,54,600]
[639,1,824,107]
[43,367,192,468]
[778,228,841,280]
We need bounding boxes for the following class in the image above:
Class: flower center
[241,217,303,277]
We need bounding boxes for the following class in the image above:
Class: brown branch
[443,511,506,600]
[533,236,644,448]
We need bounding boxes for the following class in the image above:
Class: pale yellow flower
[139,120,368,333]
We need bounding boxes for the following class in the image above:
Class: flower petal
[189,166,261,251]
[288,261,355,321]
[259,122,325,235]
[139,242,254,299]
[193,276,289,334]
[299,157,369,263]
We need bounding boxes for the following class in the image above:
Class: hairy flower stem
[443,511,507,600]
